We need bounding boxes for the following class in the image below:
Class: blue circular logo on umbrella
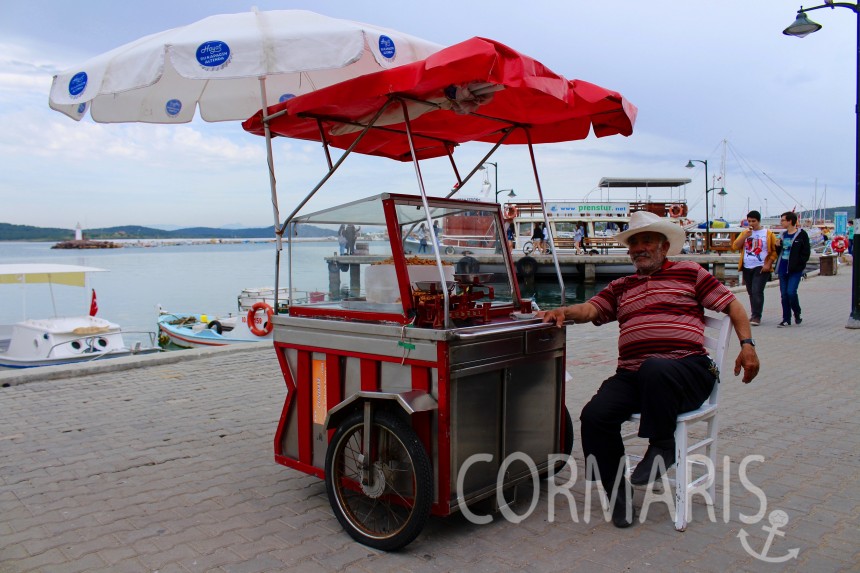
[196,40,231,71]
[69,72,88,98]
[165,99,182,117]
[76,103,87,115]
[379,35,396,60]
[279,93,296,103]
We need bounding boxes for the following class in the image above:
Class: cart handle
[452,321,563,340]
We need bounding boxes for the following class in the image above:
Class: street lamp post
[480,162,518,203]
[686,159,710,252]
[783,2,860,328]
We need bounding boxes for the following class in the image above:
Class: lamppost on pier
[783,1,860,328]
[686,159,710,252]
[480,162,517,203]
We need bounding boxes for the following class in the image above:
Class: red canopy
[243,37,637,161]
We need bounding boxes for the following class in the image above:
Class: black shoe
[611,480,636,528]
[630,444,676,486]
[777,321,791,328]
[795,316,803,325]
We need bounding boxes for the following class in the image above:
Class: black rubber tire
[455,256,480,274]
[515,256,538,278]
[325,409,433,551]
[445,246,455,255]
[206,320,223,335]
[522,241,535,255]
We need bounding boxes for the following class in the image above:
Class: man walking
[539,211,759,528]
[732,211,777,326]
[775,211,811,327]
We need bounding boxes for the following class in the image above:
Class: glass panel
[392,199,515,308]
[285,194,518,319]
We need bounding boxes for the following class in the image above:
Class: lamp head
[685,160,695,169]
[507,189,517,199]
[783,12,822,38]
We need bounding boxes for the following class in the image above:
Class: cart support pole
[526,134,566,304]
[399,99,452,328]
[259,77,285,313]
[361,400,373,486]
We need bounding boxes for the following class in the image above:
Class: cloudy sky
[0,1,855,230]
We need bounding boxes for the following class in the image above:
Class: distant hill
[0,222,336,241]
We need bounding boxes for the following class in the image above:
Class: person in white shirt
[732,210,777,326]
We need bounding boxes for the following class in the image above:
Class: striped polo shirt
[588,260,735,371]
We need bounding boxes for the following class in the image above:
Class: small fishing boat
[157,287,290,348]
[0,264,160,369]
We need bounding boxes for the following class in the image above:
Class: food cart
[242,37,637,550]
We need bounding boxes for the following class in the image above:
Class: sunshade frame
[245,37,637,322]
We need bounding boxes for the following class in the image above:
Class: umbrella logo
[378,35,396,60]
[68,71,88,98]
[165,99,182,117]
[279,94,296,103]
[196,40,232,71]
[76,103,87,115]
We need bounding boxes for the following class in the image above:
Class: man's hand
[733,344,759,383]
[538,308,566,328]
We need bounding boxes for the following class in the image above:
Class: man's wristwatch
[740,338,756,347]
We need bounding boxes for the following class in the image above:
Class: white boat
[506,178,693,255]
[158,287,290,348]
[0,264,160,369]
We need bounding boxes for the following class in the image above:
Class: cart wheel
[325,409,432,551]
[522,241,535,255]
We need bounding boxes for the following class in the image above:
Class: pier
[1,269,855,571]
[323,253,829,296]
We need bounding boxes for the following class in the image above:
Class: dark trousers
[779,271,803,323]
[742,266,771,320]
[580,355,716,492]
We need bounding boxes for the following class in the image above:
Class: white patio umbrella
[49,9,442,124]
[47,8,443,272]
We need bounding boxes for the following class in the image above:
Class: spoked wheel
[522,241,535,255]
[324,409,433,551]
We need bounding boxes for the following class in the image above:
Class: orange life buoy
[668,205,683,218]
[503,204,518,219]
[832,235,848,253]
[247,302,274,337]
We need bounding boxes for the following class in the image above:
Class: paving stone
[0,271,856,572]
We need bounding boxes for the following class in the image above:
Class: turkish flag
[89,289,98,317]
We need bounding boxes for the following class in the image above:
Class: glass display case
[285,193,525,327]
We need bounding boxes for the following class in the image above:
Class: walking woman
[775,211,811,327]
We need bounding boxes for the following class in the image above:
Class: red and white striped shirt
[588,260,735,371]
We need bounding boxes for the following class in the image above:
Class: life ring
[669,205,683,218]
[503,204,518,220]
[247,302,274,337]
[832,235,848,253]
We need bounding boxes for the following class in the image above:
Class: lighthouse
[75,223,83,241]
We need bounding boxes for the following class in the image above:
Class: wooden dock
[322,252,826,297]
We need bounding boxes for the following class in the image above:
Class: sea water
[0,241,603,347]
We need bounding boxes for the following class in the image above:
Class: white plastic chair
[621,313,734,531]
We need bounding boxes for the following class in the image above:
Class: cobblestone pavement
[2,268,858,572]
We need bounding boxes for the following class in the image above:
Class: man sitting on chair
[538,211,759,528]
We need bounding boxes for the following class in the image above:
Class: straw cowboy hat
[616,211,686,256]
